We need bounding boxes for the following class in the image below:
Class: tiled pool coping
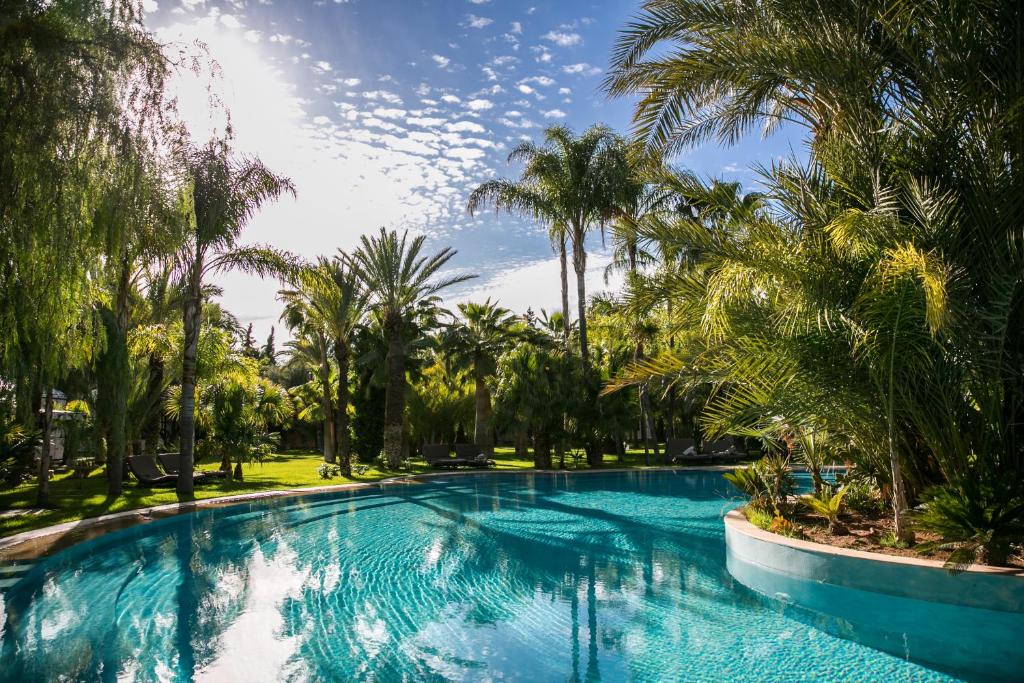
[0,466,735,561]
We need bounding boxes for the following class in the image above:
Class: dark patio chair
[128,454,206,487]
[421,444,468,468]
[157,452,229,479]
[454,443,495,468]
[667,438,712,464]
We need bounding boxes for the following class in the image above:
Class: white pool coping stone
[725,508,1024,609]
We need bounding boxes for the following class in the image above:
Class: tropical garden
[1,0,1022,572]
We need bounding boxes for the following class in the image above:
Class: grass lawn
[0,446,679,539]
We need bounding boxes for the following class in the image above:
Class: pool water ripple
[0,471,998,681]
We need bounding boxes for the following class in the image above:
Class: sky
[145,0,804,342]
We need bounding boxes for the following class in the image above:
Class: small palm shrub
[802,486,849,535]
[914,478,1024,570]
[725,455,797,518]
[839,474,884,516]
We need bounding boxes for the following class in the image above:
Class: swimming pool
[0,471,995,681]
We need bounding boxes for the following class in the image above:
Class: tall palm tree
[279,256,369,474]
[174,137,296,496]
[442,299,521,455]
[468,125,628,364]
[279,304,335,463]
[346,228,475,469]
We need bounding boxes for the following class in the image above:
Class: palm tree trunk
[335,341,352,476]
[886,300,912,542]
[177,257,203,497]
[319,353,336,465]
[35,386,53,507]
[572,228,589,364]
[559,234,571,342]
[473,363,494,455]
[383,313,406,469]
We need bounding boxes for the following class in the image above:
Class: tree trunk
[514,426,529,459]
[319,336,336,464]
[97,305,129,498]
[383,313,406,469]
[473,363,494,455]
[559,234,571,343]
[177,255,203,497]
[35,387,53,507]
[335,341,352,476]
[98,259,132,498]
[572,229,589,364]
[533,432,552,469]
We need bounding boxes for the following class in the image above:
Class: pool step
[0,562,34,591]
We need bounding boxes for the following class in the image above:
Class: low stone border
[724,509,1024,679]
[725,509,1024,587]
[0,465,733,561]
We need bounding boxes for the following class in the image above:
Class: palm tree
[279,256,368,474]
[346,228,475,469]
[468,125,628,364]
[280,312,335,463]
[442,299,521,455]
[174,137,296,496]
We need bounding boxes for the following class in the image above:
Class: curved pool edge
[0,465,735,561]
[724,509,1024,681]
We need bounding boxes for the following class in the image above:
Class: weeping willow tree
[606,0,1024,562]
[0,0,171,504]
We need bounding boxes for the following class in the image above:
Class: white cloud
[542,109,566,118]
[441,94,461,104]
[454,253,622,316]
[520,76,555,87]
[562,63,601,76]
[465,98,494,111]
[510,21,522,34]
[447,120,486,133]
[432,54,451,68]
[341,77,361,86]
[407,116,447,127]
[517,84,534,95]
[361,90,402,104]
[543,30,582,47]
[373,107,407,119]
[220,13,241,29]
[465,14,493,29]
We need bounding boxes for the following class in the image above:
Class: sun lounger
[454,443,495,468]
[422,444,469,468]
[128,454,206,487]
[157,452,229,478]
[667,438,713,464]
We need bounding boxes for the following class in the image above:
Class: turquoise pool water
[0,471,985,681]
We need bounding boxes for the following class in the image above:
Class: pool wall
[724,510,1024,681]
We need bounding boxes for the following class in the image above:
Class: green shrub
[914,477,1024,570]
[744,506,773,530]
[802,486,848,534]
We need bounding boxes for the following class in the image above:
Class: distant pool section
[726,510,1024,681]
[0,471,1004,681]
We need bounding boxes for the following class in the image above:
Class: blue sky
[145,0,805,340]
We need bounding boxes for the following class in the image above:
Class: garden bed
[743,506,1024,570]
